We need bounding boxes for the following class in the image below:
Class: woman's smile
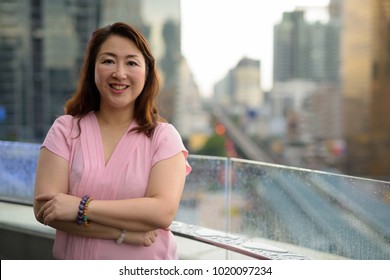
[95,34,147,109]
[109,83,129,94]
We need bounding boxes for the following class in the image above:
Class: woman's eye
[128,61,138,66]
[102,59,114,64]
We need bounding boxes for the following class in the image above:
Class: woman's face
[94,35,146,112]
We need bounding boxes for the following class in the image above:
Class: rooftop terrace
[0,140,389,260]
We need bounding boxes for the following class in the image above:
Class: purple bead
[76,195,90,225]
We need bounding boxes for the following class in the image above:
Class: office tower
[158,19,181,121]
[342,0,390,177]
[273,8,340,84]
[214,57,263,112]
[0,0,100,141]
[370,0,390,177]
[46,0,101,122]
[273,11,311,82]
[0,0,182,142]
[0,0,46,141]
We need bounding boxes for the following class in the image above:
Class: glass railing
[0,141,40,204]
[0,140,389,259]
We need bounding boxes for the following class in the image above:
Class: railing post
[226,157,233,259]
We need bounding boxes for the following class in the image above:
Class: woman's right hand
[35,193,80,225]
[124,230,159,247]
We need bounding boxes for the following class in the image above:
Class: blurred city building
[175,56,211,150]
[0,0,194,144]
[210,0,389,178]
[273,3,340,84]
[268,80,318,144]
[267,0,390,178]
[214,57,263,111]
[257,0,344,170]
[341,0,390,178]
[0,0,101,141]
[213,57,264,136]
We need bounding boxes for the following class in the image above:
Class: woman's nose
[112,64,126,79]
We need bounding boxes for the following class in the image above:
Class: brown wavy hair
[64,22,164,137]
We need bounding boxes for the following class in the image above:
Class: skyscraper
[0,0,182,143]
[273,10,310,82]
[370,0,390,177]
[342,0,390,177]
[273,8,340,84]
[0,0,46,141]
[0,0,100,141]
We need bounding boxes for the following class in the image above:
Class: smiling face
[94,35,147,112]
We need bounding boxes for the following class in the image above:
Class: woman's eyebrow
[99,52,141,59]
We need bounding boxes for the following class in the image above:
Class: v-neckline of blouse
[91,111,136,168]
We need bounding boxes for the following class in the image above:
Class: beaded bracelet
[82,197,93,226]
[116,229,127,244]
[77,195,92,226]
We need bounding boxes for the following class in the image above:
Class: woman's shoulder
[51,114,74,129]
[50,114,84,136]
[151,122,185,146]
[155,121,171,130]
[53,112,94,127]
[54,114,75,123]
[154,122,179,137]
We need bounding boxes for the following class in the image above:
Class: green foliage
[195,135,226,157]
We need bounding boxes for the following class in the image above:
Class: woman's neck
[95,109,134,128]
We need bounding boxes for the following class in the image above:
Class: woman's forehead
[98,35,143,57]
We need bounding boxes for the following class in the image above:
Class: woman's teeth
[111,84,127,90]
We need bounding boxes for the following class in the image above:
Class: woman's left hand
[35,193,80,225]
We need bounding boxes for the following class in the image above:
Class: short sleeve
[152,123,192,175]
[42,115,73,162]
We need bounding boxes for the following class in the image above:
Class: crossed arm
[33,148,187,246]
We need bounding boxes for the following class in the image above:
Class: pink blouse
[42,112,191,259]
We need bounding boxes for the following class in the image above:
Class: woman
[33,22,191,259]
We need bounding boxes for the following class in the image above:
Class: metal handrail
[170,221,309,260]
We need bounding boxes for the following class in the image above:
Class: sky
[180,0,330,97]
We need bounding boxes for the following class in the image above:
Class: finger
[43,212,52,225]
[36,200,50,219]
[150,232,157,242]
[144,239,152,247]
[41,204,50,224]
[42,205,56,225]
[35,193,56,201]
